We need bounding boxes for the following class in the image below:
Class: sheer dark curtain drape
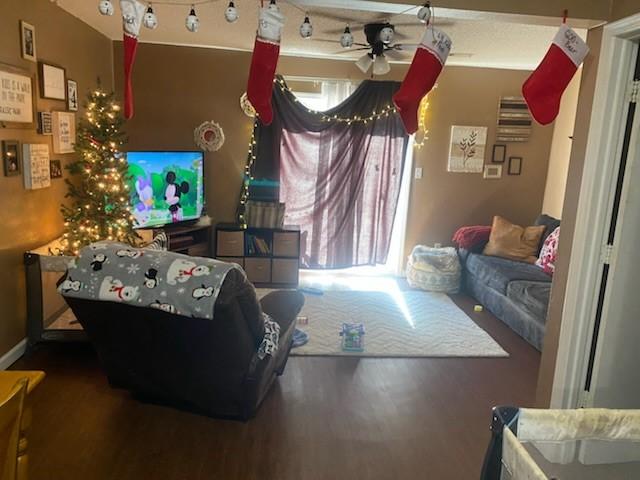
[254,77,409,269]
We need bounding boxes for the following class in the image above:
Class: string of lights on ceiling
[96,0,432,39]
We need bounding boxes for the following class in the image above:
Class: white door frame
[550,14,640,409]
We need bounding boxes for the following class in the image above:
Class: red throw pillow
[535,226,560,275]
[452,226,492,250]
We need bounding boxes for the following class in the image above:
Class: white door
[578,47,640,465]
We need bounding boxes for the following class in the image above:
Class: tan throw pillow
[483,216,545,264]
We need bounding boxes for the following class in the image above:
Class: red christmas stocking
[247,7,285,125]
[120,0,145,119]
[393,27,451,134]
[523,24,589,125]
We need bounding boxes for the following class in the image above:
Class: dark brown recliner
[62,268,304,420]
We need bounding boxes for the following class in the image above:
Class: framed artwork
[508,156,523,175]
[37,111,53,135]
[51,111,76,154]
[20,21,36,62]
[0,63,34,126]
[23,143,51,189]
[2,140,21,177]
[39,62,66,101]
[492,144,506,163]
[483,164,502,179]
[67,79,78,111]
[50,159,63,179]
[447,125,488,173]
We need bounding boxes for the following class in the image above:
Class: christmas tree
[60,88,139,255]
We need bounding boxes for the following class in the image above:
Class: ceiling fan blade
[328,47,371,55]
[384,49,409,60]
[391,31,410,40]
[388,43,419,51]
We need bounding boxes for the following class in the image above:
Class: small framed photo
[508,156,523,175]
[483,164,502,179]
[50,159,63,179]
[2,140,21,176]
[38,62,66,101]
[67,79,78,111]
[37,111,53,135]
[492,144,506,163]
[20,21,36,62]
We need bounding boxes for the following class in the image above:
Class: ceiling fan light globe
[417,5,431,24]
[373,55,390,75]
[355,53,373,73]
[379,26,394,44]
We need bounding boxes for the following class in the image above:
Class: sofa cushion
[506,281,552,323]
[535,214,561,252]
[483,216,546,264]
[465,253,552,295]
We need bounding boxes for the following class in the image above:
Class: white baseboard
[0,339,27,370]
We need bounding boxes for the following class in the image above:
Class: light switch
[414,167,423,179]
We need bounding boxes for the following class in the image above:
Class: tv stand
[149,217,212,257]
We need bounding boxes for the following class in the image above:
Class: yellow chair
[0,372,45,480]
[0,379,27,480]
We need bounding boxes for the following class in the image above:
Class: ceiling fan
[309,4,468,75]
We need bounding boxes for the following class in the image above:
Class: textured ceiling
[55,0,588,70]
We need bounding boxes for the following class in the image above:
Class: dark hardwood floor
[12,295,539,480]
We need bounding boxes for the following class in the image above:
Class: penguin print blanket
[59,242,241,320]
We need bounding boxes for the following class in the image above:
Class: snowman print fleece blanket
[59,242,240,320]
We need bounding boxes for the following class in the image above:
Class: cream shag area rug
[279,290,508,358]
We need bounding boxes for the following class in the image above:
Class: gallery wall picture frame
[0,63,35,128]
[50,159,63,179]
[508,156,523,175]
[20,21,36,62]
[38,62,66,101]
[492,144,506,163]
[2,140,21,177]
[67,79,78,111]
[37,111,53,135]
[447,125,488,173]
[51,111,76,154]
[483,164,502,179]
[23,143,51,189]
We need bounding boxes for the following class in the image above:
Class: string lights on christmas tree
[60,88,139,255]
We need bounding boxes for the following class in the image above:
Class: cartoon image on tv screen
[126,152,204,229]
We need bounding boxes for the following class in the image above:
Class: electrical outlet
[414,167,423,179]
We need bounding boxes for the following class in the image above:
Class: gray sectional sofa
[459,215,560,351]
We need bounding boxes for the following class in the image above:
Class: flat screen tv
[126,151,205,229]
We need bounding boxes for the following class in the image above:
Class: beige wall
[541,71,582,219]
[405,68,554,252]
[536,27,603,407]
[0,0,113,357]
[611,0,640,21]
[113,43,554,260]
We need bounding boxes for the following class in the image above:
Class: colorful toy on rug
[292,328,309,348]
[340,323,365,352]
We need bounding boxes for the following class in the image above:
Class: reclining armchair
[60,244,303,420]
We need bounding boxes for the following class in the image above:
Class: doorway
[550,15,640,410]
